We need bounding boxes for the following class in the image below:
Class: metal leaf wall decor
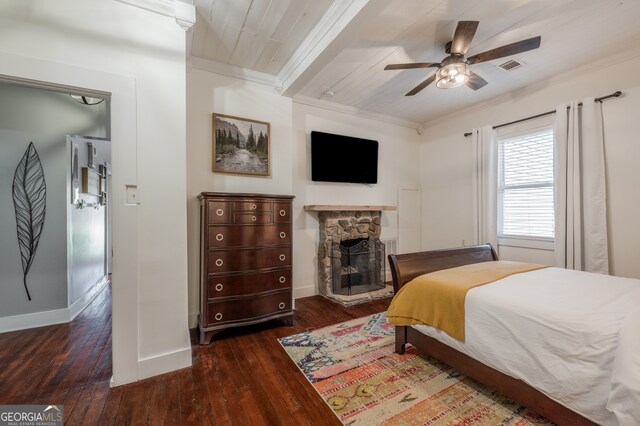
[12,142,47,301]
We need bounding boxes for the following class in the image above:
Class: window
[498,124,554,242]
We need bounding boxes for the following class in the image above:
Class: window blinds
[498,128,554,239]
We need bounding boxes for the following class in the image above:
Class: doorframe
[0,51,140,386]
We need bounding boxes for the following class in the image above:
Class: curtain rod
[463,91,622,137]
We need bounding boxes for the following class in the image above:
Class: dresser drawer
[209,224,290,248]
[207,201,231,224]
[206,291,291,326]
[207,269,291,299]
[208,247,291,272]
[274,202,291,223]
[233,212,272,224]
[234,201,272,212]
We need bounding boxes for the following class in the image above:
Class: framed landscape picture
[212,113,270,176]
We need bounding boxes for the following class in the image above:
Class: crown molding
[294,95,422,132]
[278,0,370,96]
[190,57,281,89]
[114,0,195,30]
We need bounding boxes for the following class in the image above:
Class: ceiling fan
[385,21,541,96]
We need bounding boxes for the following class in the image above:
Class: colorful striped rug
[278,313,553,426]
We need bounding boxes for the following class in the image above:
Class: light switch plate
[125,185,141,205]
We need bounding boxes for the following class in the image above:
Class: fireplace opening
[330,237,385,296]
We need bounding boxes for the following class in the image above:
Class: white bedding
[411,267,640,425]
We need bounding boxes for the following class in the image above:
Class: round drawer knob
[214,313,223,321]
[279,209,286,217]
[215,259,223,267]
[216,209,224,216]
[251,216,257,222]
[279,302,285,310]
[251,204,257,210]
[279,276,286,284]
[215,233,224,241]
[215,283,223,291]
[279,254,286,261]
[279,232,286,239]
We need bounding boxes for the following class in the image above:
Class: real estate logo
[0,405,63,426]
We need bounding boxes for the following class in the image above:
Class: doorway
[67,135,112,312]
[0,82,111,324]
[0,51,142,387]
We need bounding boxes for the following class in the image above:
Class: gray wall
[0,82,108,317]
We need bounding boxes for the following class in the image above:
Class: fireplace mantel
[304,205,396,212]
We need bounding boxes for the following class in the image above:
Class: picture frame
[81,167,101,196]
[212,113,270,176]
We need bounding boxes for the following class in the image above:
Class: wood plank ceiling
[189,0,640,124]
[191,0,333,75]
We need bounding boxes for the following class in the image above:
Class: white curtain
[554,98,609,273]
[471,125,498,251]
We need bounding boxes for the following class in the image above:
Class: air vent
[498,59,522,71]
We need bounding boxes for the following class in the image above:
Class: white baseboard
[137,346,192,381]
[0,307,69,333]
[0,276,108,333]
[293,284,316,299]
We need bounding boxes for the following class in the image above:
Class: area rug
[278,313,553,426]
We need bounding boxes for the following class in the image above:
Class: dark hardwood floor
[0,283,392,425]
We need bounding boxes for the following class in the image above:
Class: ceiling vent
[498,59,522,71]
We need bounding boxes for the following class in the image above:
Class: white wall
[186,68,421,325]
[292,101,422,298]
[419,52,640,279]
[186,69,294,326]
[0,0,191,385]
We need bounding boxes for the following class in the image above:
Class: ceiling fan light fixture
[436,63,469,89]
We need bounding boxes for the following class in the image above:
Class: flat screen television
[311,131,378,184]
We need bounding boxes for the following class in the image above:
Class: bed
[387,244,640,426]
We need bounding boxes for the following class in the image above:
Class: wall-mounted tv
[311,131,378,184]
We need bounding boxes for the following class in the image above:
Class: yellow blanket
[386,261,548,341]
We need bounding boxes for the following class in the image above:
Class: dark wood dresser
[198,192,295,344]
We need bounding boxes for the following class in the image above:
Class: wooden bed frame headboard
[387,244,497,293]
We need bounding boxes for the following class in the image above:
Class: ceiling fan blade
[385,63,438,70]
[467,36,541,64]
[406,74,436,96]
[450,21,479,56]
[466,71,488,90]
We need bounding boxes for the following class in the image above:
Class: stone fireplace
[305,205,395,305]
